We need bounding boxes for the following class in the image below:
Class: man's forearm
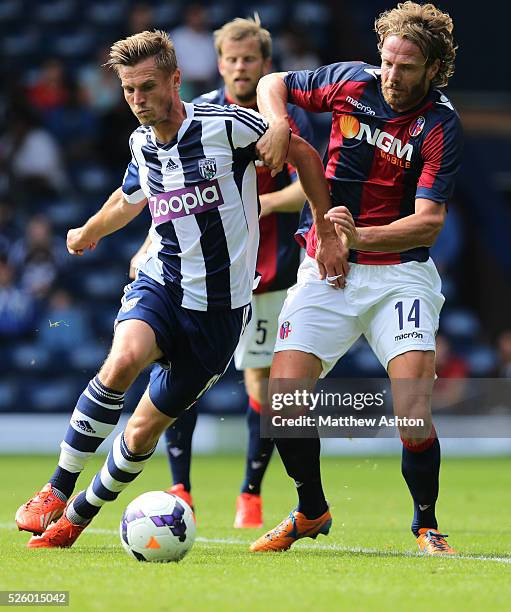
[355,213,444,252]
[286,139,332,233]
[83,188,146,242]
[256,72,290,126]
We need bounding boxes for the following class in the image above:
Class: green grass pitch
[1,454,510,611]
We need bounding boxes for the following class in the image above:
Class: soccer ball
[120,491,196,562]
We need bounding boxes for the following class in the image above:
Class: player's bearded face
[380,36,438,113]
[218,37,271,105]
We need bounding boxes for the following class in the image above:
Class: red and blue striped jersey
[285,62,463,264]
[196,87,313,292]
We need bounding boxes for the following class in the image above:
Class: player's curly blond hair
[106,30,177,75]
[375,2,457,87]
[214,14,272,60]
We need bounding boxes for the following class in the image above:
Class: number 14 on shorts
[395,299,420,330]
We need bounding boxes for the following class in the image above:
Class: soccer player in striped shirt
[15,30,348,549]
[251,1,463,555]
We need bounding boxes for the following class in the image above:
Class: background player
[130,16,314,528]
[252,1,463,555]
[14,29,344,549]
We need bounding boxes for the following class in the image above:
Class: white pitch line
[3,523,510,564]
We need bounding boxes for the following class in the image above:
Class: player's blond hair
[106,30,178,75]
[375,1,457,87]
[214,15,272,60]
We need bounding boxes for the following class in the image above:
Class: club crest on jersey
[280,321,292,340]
[198,157,217,180]
[409,116,425,137]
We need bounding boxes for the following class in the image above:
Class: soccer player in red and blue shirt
[252,1,463,555]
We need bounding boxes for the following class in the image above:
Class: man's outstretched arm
[67,187,147,256]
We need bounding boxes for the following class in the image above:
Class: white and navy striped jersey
[122,101,268,311]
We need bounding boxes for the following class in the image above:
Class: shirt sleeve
[416,113,463,204]
[229,105,268,149]
[121,137,146,204]
[284,63,351,113]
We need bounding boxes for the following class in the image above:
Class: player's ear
[426,58,440,83]
[172,69,181,90]
[217,57,225,78]
[262,58,272,76]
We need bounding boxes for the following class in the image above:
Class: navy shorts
[115,273,251,417]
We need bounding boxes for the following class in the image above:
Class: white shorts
[234,288,289,370]
[274,255,445,374]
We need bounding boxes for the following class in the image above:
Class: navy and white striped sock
[68,432,156,523]
[49,376,125,499]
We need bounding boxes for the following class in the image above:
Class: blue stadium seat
[73,165,114,195]
[465,345,497,378]
[440,308,481,342]
[35,0,77,24]
[68,342,108,370]
[49,28,97,60]
[207,3,237,30]
[292,2,330,27]
[152,2,184,30]
[0,380,19,412]
[44,198,86,230]
[12,344,52,373]
[26,376,81,412]
[0,0,23,21]
[246,3,287,30]
[80,267,128,300]
[86,0,126,27]
[2,28,40,60]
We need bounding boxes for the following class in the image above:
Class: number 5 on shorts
[394,299,420,330]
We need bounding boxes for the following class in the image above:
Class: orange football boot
[234,493,263,528]
[15,484,66,535]
[27,506,89,549]
[250,509,332,552]
[166,484,194,512]
[416,528,457,555]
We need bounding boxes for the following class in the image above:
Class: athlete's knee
[124,414,162,455]
[100,348,147,388]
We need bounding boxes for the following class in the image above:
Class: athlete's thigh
[363,259,445,371]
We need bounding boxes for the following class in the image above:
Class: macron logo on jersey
[149,180,225,224]
[345,96,375,116]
